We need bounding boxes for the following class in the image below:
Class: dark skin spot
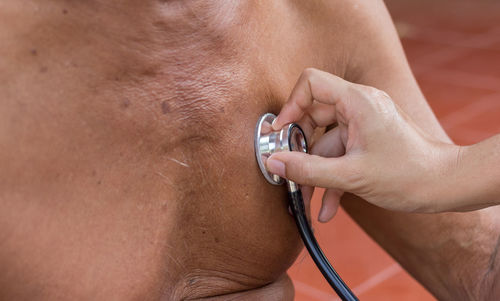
[141,67,157,77]
[62,9,68,14]
[121,99,131,109]
[97,180,102,185]
[30,49,37,56]
[152,21,165,28]
[161,101,171,114]
[40,66,48,73]
[214,237,220,243]
[202,230,206,234]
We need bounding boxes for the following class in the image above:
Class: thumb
[265,151,349,189]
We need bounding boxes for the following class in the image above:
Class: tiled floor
[289,0,500,299]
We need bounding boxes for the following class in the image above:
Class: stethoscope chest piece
[254,113,307,186]
[254,113,358,301]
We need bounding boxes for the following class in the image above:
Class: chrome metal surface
[255,113,308,187]
[287,181,300,193]
[285,123,308,193]
[255,113,284,185]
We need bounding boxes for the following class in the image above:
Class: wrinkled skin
[1,1,499,300]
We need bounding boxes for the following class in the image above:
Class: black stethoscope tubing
[288,189,358,301]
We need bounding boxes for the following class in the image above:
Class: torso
[0,1,369,299]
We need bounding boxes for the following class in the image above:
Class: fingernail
[271,117,279,130]
[318,207,332,223]
[266,158,286,178]
[318,207,327,223]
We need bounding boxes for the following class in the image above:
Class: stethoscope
[255,113,358,301]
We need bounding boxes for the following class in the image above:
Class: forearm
[449,135,500,211]
[345,79,500,298]
[426,134,500,212]
[343,197,500,300]
[343,70,500,299]
[339,1,500,298]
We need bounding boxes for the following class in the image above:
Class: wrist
[420,142,465,213]
[428,142,492,212]
[453,138,500,211]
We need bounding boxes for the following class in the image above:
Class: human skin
[267,69,461,214]
[0,1,499,301]
[268,69,500,214]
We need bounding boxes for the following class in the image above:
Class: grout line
[407,24,500,50]
[438,92,500,129]
[406,26,500,74]
[294,263,403,300]
[421,69,500,92]
[446,126,496,145]
[410,47,469,75]
[353,263,402,297]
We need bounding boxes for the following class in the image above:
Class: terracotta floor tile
[488,39,500,51]
[415,77,495,119]
[293,278,337,301]
[289,191,430,300]
[446,126,495,146]
[400,39,455,67]
[293,286,322,301]
[358,269,436,301]
[445,104,500,144]
[400,38,442,62]
[290,1,500,299]
[406,45,472,74]
[443,48,500,79]
[417,68,500,92]
[427,17,500,37]
[289,190,394,287]
[387,0,500,35]
[436,93,500,133]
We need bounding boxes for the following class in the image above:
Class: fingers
[310,126,346,158]
[295,113,319,143]
[266,151,349,189]
[272,68,351,131]
[294,102,338,140]
[318,188,343,223]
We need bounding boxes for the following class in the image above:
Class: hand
[267,68,460,220]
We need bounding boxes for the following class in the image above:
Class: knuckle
[372,88,391,102]
[341,159,366,190]
[376,89,391,100]
[348,170,367,191]
[301,68,322,85]
[349,84,374,104]
[372,89,393,107]
[346,84,359,98]
[353,85,395,111]
[361,86,380,100]
[302,67,318,78]
[353,85,386,100]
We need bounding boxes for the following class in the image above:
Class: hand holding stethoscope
[267,68,491,219]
